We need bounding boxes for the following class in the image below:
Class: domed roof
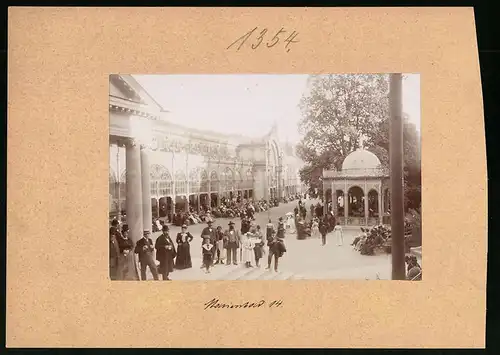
[341,149,382,173]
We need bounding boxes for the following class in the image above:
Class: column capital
[122,137,140,148]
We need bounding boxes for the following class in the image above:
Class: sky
[133,74,420,143]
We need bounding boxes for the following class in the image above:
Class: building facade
[109,74,306,230]
[322,148,391,226]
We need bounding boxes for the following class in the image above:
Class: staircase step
[271,271,295,280]
[217,265,254,280]
[259,269,281,280]
[237,267,270,280]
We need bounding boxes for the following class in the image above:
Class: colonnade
[111,137,305,238]
[121,137,152,243]
[323,181,390,226]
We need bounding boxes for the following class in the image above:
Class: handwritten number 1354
[227,27,299,52]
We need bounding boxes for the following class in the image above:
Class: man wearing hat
[224,221,241,265]
[155,225,176,281]
[200,219,217,267]
[134,230,159,281]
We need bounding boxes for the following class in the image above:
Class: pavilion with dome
[322,148,391,226]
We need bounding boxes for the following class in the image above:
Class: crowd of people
[109,211,292,281]
[111,192,421,281]
[152,193,304,228]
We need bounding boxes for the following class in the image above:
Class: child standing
[311,217,320,238]
[202,237,215,273]
[333,222,344,246]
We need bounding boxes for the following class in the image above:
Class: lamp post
[389,73,406,280]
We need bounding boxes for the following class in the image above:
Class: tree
[296,74,390,195]
[297,74,421,212]
[366,114,421,211]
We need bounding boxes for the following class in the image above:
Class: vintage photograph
[109,73,421,281]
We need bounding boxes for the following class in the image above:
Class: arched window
[220,170,227,193]
[246,168,253,180]
[151,164,173,196]
[348,186,365,217]
[235,170,242,190]
[200,169,209,193]
[224,167,234,191]
[210,171,219,192]
[368,189,379,217]
[189,168,200,194]
[175,170,187,195]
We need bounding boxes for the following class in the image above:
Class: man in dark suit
[225,221,241,265]
[319,217,328,246]
[277,217,285,239]
[134,230,159,281]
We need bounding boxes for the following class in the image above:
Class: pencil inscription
[203,298,283,309]
[226,27,299,52]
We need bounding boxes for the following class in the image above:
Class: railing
[323,167,390,178]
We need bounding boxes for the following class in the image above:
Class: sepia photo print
[109,73,421,281]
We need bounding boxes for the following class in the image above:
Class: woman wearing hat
[117,224,139,280]
[214,225,226,265]
[175,224,193,270]
[241,227,256,268]
[253,225,265,267]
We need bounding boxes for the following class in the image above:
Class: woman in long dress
[117,225,139,280]
[253,225,265,267]
[175,224,193,269]
[241,231,255,268]
[311,217,320,238]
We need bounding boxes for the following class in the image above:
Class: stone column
[208,182,212,209]
[217,165,222,207]
[323,185,327,217]
[364,179,368,226]
[381,188,385,215]
[185,152,190,213]
[171,152,176,222]
[344,192,349,225]
[125,139,144,243]
[116,142,122,219]
[344,179,349,225]
[332,183,337,216]
[364,193,369,226]
[140,145,152,232]
[378,184,383,225]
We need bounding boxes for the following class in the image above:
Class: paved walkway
[138,198,394,280]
